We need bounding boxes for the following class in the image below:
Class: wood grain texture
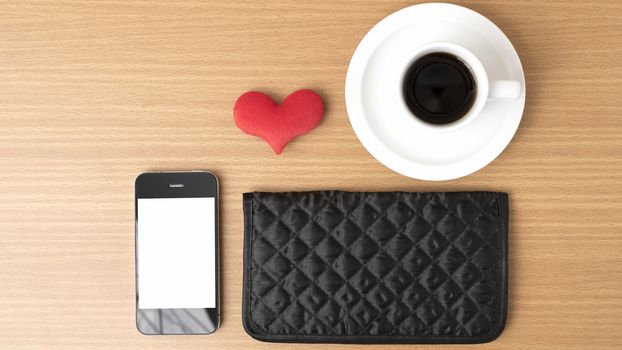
[0,0,621,349]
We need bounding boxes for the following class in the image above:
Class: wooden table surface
[1,1,621,349]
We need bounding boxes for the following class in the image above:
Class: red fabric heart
[233,89,324,154]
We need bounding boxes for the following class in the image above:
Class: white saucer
[345,3,525,181]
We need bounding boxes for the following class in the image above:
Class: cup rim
[399,41,489,133]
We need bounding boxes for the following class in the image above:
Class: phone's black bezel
[135,171,219,335]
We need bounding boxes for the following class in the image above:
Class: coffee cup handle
[488,80,522,100]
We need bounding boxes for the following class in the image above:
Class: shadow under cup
[402,52,477,125]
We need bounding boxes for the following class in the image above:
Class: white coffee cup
[400,42,521,132]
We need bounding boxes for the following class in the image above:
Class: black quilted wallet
[243,191,508,344]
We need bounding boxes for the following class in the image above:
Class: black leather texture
[243,191,508,344]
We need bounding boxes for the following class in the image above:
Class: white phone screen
[137,197,216,309]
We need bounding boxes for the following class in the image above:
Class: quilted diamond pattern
[243,191,508,344]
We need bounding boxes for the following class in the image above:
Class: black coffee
[403,52,476,125]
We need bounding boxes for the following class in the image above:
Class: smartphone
[135,171,219,335]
